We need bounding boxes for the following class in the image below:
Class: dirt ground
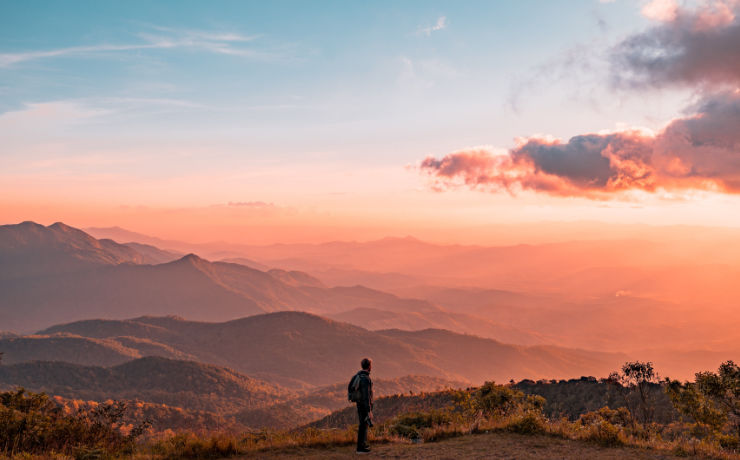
[240,432,698,459]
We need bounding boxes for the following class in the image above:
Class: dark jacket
[351,370,373,411]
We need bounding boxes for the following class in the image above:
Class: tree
[608,361,660,424]
[667,360,740,437]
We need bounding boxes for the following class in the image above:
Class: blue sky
[1,0,665,153]
[3,0,737,242]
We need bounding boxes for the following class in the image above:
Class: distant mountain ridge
[0,221,442,332]
[11,312,626,387]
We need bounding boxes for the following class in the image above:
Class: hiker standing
[348,358,374,454]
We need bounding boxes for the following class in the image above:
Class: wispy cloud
[398,56,459,89]
[0,26,268,67]
[417,16,447,36]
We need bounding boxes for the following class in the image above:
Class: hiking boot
[356,447,371,454]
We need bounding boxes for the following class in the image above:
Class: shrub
[718,433,740,451]
[585,420,623,447]
[0,388,150,457]
[504,413,546,435]
[580,406,633,427]
[387,409,452,439]
[473,381,545,419]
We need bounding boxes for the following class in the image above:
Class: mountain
[84,226,183,252]
[0,357,288,415]
[328,307,546,346]
[122,242,182,264]
[0,221,142,279]
[0,222,442,332]
[29,312,624,387]
[0,252,267,332]
[376,328,624,385]
[0,335,144,366]
[0,332,195,366]
[219,257,271,271]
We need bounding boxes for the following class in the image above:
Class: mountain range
[83,223,740,357]
[3,312,624,387]
[0,222,443,332]
[2,220,735,383]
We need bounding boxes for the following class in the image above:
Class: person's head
[361,358,372,373]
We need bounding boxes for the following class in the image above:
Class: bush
[388,409,452,439]
[0,388,150,457]
[473,382,544,419]
[585,420,623,447]
[505,413,546,435]
[580,406,633,427]
[718,433,739,451]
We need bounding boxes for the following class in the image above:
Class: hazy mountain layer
[30,312,624,387]
[0,222,441,332]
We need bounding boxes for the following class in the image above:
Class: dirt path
[240,432,695,459]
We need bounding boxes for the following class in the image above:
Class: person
[350,357,373,454]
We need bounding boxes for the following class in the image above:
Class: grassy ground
[243,431,695,459]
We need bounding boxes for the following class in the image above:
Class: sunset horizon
[2,1,740,458]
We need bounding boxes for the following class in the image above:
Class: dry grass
[246,430,699,459]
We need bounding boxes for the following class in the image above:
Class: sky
[1,0,740,244]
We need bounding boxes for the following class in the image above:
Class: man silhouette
[350,358,373,454]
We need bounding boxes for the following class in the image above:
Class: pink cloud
[421,91,740,197]
[613,0,740,88]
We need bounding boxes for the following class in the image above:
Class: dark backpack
[347,373,362,403]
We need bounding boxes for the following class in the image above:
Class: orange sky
[3,0,740,245]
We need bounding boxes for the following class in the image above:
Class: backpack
[347,373,362,403]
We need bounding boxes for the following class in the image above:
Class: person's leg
[357,405,369,451]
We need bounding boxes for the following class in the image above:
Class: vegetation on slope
[235,375,465,429]
[2,361,739,459]
[0,357,288,414]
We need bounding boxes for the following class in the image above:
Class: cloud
[226,201,275,208]
[611,0,740,88]
[0,26,265,67]
[421,90,740,198]
[640,0,679,22]
[397,56,458,89]
[422,1,740,200]
[418,16,447,36]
